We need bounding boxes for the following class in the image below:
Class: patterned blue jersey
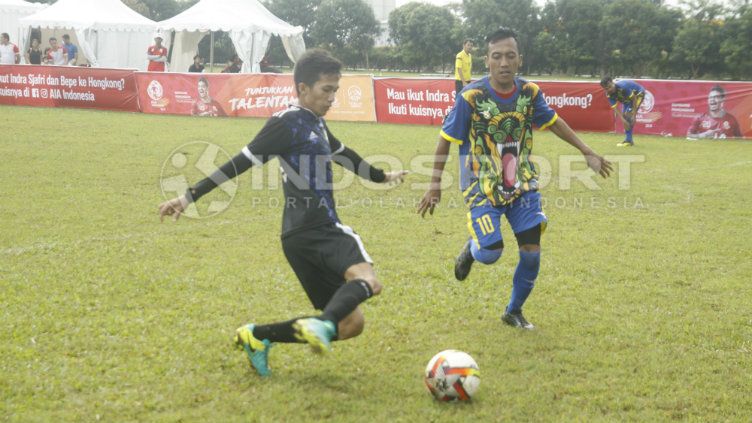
[607,80,645,109]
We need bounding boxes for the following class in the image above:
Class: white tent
[19,0,158,70]
[0,0,45,57]
[157,0,305,73]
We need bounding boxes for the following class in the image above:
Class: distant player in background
[191,77,226,117]
[600,76,645,147]
[159,49,407,377]
[418,28,612,330]
[454,39,473,95]
[687,85,741,140]
[147,33,168,72]
[0,33,20,65]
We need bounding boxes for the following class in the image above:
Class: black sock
[319,279,373,325]
[252,318,309,343]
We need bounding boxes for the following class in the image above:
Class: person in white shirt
[0,33,20,65]
[45,37,68,66]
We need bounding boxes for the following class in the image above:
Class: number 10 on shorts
[476,214,494,236]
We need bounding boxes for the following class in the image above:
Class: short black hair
[62,34,70,40]
[49,37,57,42]
[463,39,473,45]
[600,76,613,87]
[710,84,725,98]
[193,54,201,60]
[293,49,342,94]
[485,27,519,50]
[1,33,9,40]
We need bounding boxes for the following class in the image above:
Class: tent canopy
[19,0,157,70]
[158,0,305,73]
[0,0,45,53]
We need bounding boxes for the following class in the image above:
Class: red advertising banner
[135,72,376,122]
[621,80,752,139]
[374,78,614,131]
[537,81,614,132]
[374,78,456,126]
[0,65,139,111]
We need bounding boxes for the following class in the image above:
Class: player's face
[1,35,8,45]
[463,41,473,53]
[603,82,616,94]
[708,90,723,112]
[298,73,340,117]
[485,37,521,90]
[198,81,209,99]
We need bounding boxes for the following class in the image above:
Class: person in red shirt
[687,85,742,140]
[147,33,168,72]
[191,77,226,117]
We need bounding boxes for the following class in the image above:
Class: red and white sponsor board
[537,81,614,132]
[619,80,752,139]
[0,65,139,111]
[135,72,376,122]
[374,78,456,126]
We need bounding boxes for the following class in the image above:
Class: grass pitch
[1,105,751,422]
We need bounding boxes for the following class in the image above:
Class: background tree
[388,2,460,73]
[461,0,541,74]
[309,0,380,68]
[720,4,752,79]
[599,0,682,77]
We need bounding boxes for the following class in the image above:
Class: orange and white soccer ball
[424,350,481,401]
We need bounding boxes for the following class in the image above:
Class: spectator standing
[46,37,68,66]
[25,38,42,65]
[0,33,20,65]
[147,33,168,72]
[61,34,78,66]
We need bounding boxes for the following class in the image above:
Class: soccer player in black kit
[158,49,407,377]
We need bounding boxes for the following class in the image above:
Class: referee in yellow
[454,39,473,95]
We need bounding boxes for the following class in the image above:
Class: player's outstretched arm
[549,118,613,178]
[417,137,452,217]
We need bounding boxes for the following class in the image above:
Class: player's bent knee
[474,247,502,265]
[365,278,382,296]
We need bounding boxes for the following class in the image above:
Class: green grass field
[2,105,751,422]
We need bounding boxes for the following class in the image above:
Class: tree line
[29,0,752,80]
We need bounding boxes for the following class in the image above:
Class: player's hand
[383,170,409,186]
[585,153,612,178]
[417,188,441,218]
[159,195,189,222]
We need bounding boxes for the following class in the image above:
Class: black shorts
[455,79,464,95]
[282,223,372,310]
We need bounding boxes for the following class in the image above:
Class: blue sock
[507,250,540,313]
[470,240,501,264]
[625,127,633,143]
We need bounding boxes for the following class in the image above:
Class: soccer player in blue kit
[159,49,407,376]
[600,76,646,147]
[418,28,612,330]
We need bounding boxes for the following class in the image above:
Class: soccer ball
[424,350,480,401]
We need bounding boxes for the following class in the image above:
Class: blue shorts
[467,191,547,249]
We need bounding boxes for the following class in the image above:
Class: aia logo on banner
[637,90,661,124]
[147,80,169,109]
[347,85,363,108]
